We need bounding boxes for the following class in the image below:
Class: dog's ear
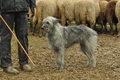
[53,19,61,25]
[57,19,61,23]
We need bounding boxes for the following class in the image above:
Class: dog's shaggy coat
[41,16,98,69]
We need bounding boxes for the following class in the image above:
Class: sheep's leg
[39,28,43,37]
[109,23,114,35]
[100,24,104,33]
[115,23,118,34]
[31,16,38,35]
[117,31,120,37]
[103,22,107,33]
[29,18,33,32]
[60,9,67,26]
[32,21,37,35]
[93,23,97,30]
[81,20,86,26]
[68,21,72,26]
[90,20,95,28]
[61,16,67,26]
[37,19,42,37]
[75,18,80,25]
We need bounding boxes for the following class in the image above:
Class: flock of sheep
[29,0,120,37]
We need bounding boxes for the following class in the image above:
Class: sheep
[74,0,100,28]
[96,0,108,33]
[106,0,118,35]
[31,0,58,37]
[115,0,120,24]
[57,0,76,26]
[115,0,120,36]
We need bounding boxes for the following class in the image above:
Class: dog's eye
[47,22,50,25]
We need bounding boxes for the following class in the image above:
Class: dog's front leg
[54,50,64,70]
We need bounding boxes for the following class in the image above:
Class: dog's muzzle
[41,26,49,32]
[41,26,45,30]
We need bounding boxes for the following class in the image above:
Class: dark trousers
[0,12,29,68]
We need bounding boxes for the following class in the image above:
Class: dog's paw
[92,64,96,68]
[56,66,64,70]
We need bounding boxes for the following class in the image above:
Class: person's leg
[0,13,14,68]
[0,16,2,67]
[0,12,19,74]
[15,12,32,71]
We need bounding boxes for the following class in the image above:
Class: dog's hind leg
[87,51,96,67]
[91,52,96,67]
[81,42,96,68]
[54,50,64,70]
[80,43,92,67]
[87,36,97,68]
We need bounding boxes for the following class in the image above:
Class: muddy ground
[0,29,120,80]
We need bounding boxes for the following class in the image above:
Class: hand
[0,0,1,15]
[0,9,1,15]
[34,8,36,16]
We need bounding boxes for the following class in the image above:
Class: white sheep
[74,0,100,28]
[57,0,76,26]
[115,0,120,23]
[115,0,120,36]
[31,0,58,37]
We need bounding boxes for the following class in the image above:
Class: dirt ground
[1,30,120,80]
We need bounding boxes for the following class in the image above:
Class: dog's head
[41,16,61,32]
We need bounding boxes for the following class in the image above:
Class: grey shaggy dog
[41,16,98,70]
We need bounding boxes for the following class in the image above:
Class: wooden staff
[0,15,35,66]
